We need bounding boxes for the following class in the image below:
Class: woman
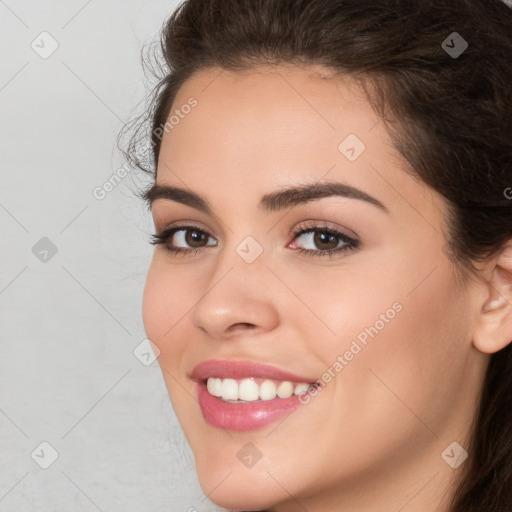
[119,0,512,510]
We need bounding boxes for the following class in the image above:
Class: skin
[142,64,512,511]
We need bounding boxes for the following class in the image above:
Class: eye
[150,222,360,259]
[150,226,217,255]
[289,223,359,258]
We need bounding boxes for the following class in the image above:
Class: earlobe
[472,240,512,355]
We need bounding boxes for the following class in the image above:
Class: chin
[194,457,285,510]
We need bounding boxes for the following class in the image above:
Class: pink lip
[191,359,315,382]
[191,359,316,432]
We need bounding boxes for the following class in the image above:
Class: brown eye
[312,231,340,250]
[289,225,360,258]
[293,228,352,252]
[184,229,209,248]
[150,226,218,254]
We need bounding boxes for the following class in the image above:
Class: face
[142,64,489,511]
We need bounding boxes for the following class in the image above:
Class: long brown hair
[119,1,512,510]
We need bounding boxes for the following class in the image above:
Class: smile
[207,377,311,402]
[192,359,317,431]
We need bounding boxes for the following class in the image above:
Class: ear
[473,239,512,354]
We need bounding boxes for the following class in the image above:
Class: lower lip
[196,382,307,431]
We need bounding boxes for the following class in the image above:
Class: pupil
[314,231,338,250]
[186,230,206,247]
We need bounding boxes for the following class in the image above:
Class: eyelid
[289,219,359,240]
[155,219,213,235]
[155,219,357,244]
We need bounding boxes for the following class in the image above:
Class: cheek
[320,258,468,439]
[284,241,467,427]
[142,258,187,354]
[142,256,213,382]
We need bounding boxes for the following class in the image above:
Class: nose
[192,259,280,341]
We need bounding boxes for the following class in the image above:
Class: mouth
[205,376,312,402]
[191,359,317,431]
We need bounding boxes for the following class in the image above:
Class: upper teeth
[206,377,311,402]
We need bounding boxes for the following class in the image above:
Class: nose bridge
[191,231,279,338]
[211,217,269,282]
[205,230,269,305]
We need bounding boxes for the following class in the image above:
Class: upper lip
[191,359,316,383]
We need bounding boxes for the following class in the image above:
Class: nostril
[229,322,255,331]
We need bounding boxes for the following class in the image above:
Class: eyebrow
[143,181,389,214]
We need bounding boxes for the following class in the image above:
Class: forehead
[155,64,443,228]
[159,64,391,176]
[168,63,378,144]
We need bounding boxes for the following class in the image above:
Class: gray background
[0,1,222,510]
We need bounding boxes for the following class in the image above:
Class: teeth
[221,378,238,401]
[277,381,294,398]
[206,377,312,402]
[293,383,310,395]
[238,378,259,401]
[260,379,277,401]
[206,377,222,397]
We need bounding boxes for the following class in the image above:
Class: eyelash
[150,222,360,259]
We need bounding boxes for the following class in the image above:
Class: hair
[118,1,512,510]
